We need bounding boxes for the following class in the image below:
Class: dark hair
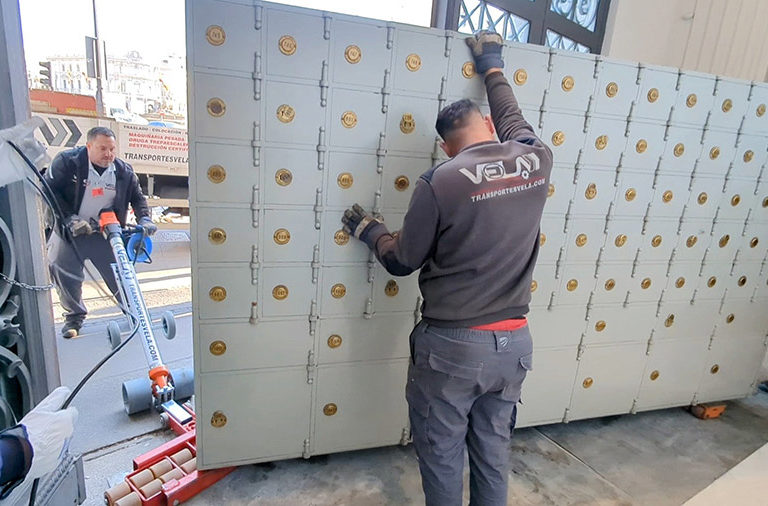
[435,99,482,140]
[87,126,116,142]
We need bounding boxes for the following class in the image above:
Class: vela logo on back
[459,153,541,184]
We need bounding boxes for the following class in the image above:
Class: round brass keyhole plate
[208,228,227,245]
[641,278,651,290]
[328,334,342,348]
[673,143,684,157]
[595,320,606,332]
[686,93,697,108]
[566,279,578,292]
[675,277,685,288]
[731,195,741,207]
[744,150,754,163]
[548,184,555,197]
[273,228,291,245]
[211,411,227,428]
[331,283,347,299]
[583,377,594,389]
[651,235,662,247]
[686,235,698,248]
[647,88,659,103]
[540,233,546,246]
[585,183,597,200]
[461,62,475,79]
[606,82,618,98]
[615,234,627,247]
[210,340,227,356]
[337,172,354,189]
[334,230,350,246]
[709,147,720,159]
[636,139,647,154]
[400,113,415,134]
[737,275,747,287]
[763,197,768,208]
[575,234,588,247]
[207,165,226,184]
[209,286,226,302]
[605,278,616,291]
[276,104,295,123]
[531,280,538,292]
[750,237,759,248]
[726,313,735,324]
[707,276,717,288]
[206,25,226,46]
[272,285,289,300]
[757,104,766,117]
[625,188,637,201]
[650,370,660,381]
[595,135,608,150]
[722,98,732,112]
[513,68,527,85]
[662,190,674,203]
[552,131,565,146]
[207,98,226,117]
[562,75,574,92]
[697,192,708,205]
[385,279,399,297]
[710,364,719,374]
[405,53,421,72]
[394,175,410,191]
[275,168,293,186]
[341,111,357,128]
[664,314,675,327]
[323,403,338,416]
[278,35,297,55]
[719,234,730,248]
[345,45,362,64]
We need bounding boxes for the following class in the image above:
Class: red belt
[471,318,528,331]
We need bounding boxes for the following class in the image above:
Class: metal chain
[0,271,54,292]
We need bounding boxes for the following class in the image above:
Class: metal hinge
[630,399,638,414]
[253,52,262,101]
[313,188,323,230]
[316,127,327,171]
[303,439,311,459]
[438,76,448,110]
[309,300,318,336]
[431,136,442,166]
[377,132,387,171]
[381,70,391,113]
[631,248,640,277]
[319,60,329,106]
[312,245,321,283]
[666,249,676,276]
[708,325,717,350]
[306,350,316,384]
[642,204,651,233]
[250,185,259,228]
[322,14,331,39]
[252,121,261,167]
[386,25,395,49]
[646,329,655,355]
[400,427,411,446]
[444,31,453,57]
[254,2,263,29]
[614,155,623,185]
[576,334,586,360]
[364,297,373,319]
[555,246,565,279]
[249,302,258,325]
[563,407,571,423]
[250,245,259,285]
[414,296,423,325]
[594,248,604,277]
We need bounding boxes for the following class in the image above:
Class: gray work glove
[465,30,505,74]
[342,204,383,246]
[138,217,157,236]
[65,215,92,237]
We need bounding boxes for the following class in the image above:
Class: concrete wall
[603,0,768,82]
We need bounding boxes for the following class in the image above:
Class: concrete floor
[55,233,768,506]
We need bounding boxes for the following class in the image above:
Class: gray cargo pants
[406,320,533,506]
[47,231,120,326]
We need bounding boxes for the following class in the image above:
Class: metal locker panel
[632,64,678,122]
[194,142,258,205]
[385,96,440,153]
[582,303,656,346]
[664,261,702,302]
[696,130,738,176]
[696,336,767,403]
[263,147,322,206]
[646,174,690,218]
[694,265,729,302]
[635,338,709,411]
[731,134,768,179]
[658,125,704,175]
[445,37,487,104]
[317,315,412,364]
[516,347,579,427]
[265,7,328,80]
[326,152,380,209]
[613,170,655,218]
[263,80,325,145]
[571,168,617,216]
[196,207,255,263]
[709,78,751,131]
[756,274,768,300]
[563,217,606,263]
[328,88,387,150]
[260,266,315,317]
[669,71,716,126]
[636,219,677,263]
[568,343,647,421]
[530,262,557,308]
[372,269,420,314]
[319,266,371,316]
[722,261,762,298]
[718,180,757,221]
[190,0,260,73]
[683,176,724,220]
[751,193,768,223]
[621,121,666,169]
[392,27,449,96]
[591,262,633,305]
[196,266,257,320]
[592,59,639,119]
[539,111,587,165]
[198,320,311,372]
[742,82,768,133]
[520,107,543,136]
[556,263,596,306]
[653,300,714,341]
[193,72,260,142]
[198,368,310,467]
[545,51,598,113]
[329,17,390,89]
[313,360,409,454]
[263,209,318,263]
[602,218,644,262]
[527,307,587,350]
[670,300,720,339]
[705,220,741,262]
[626,263,667,303]
[538,214,566,263]
[738,222,767,261]
[321,211,369,264]
[380,154,432,210]
[500,42,551,108]
[715,299,768,339]
[543,165,575,215]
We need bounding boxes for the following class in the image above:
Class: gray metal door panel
[632,65,678,122]
[264,80,325,146]
[500,43,551,108]
[263,147,322,205]
[646,175,690,218]
[716,299,768,339]
[738,223,767,261]
[265,7,328,80]
[329,17,390,89]
[198,368,310,467]
[317,315,412,364]
[570,168,616,217]
[539,215,566,263]
[540,111,586,165]
[723,261,763,297]
[196,206,255,263]
[380,154,432,210]
[613,170,655,217]
[696,336,767,403]
[319,266,371,316]
[261,266,315,317]
[521,107,543,136]
[637,219,676,263]
[197,266,258,320]
[657,126,704,175]
[653,300,716,341]
[326,152,380,209]
[198,320,311,372]
[564,217,606,263]
[545,52,598,112]
[603,218,643,262]
[193,72,260,142]
[445,37,487,104]
[263,209,318,263]
[313,360,409,455]
[742,83,768,132]
[705,221,740,261]
[190,0,259,73]
[528,307,586,349]
[593,60,639,119]
[622,121,666,169]
[636,338,709,410]
[591,262,633,305]
[669,72,716,126]
[556,264,595,306]
[373,268,420,314]
[718,180,756,221]
[321,211,369,264]
[696,130,738,176]
[732,134,768,179]
[581,117,628,167]
[516,347,579,427]
[392,28,448,96]
[194,142,258,205]
[544,165,575,215]
[684,176,724,220]
[710,78,751,131]
[385,96,440,154]
[694,265,729,302]
[583,303,656,345]
[626,263,667,303]
[329,89,386,150]
[663,261,701,301]
[530,262,557,308]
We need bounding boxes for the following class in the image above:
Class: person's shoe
[62,322,81,339]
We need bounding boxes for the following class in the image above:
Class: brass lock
[207,165,226,184]
[323,403,338,416]
[540,233,546,246]
[394,176,410,192]
[710,364,719,374]
[211,411,227,428]
[636,139,647,153]
[345,45,362,64]
[385,279,399,297]
[207,98,226,117]
[552,131,565,146]
[276,104,295,123]
[405,53,421,72]
[331,283,347,299]
[605,278,616,291]
[664,314,675,327]
[275,168,293,186]
[340,111,358,129]
[566,279,578,292]
[206,25,226,46]
[673,143,684,157]
[209,340,226,356]
[675,277,685,288]
[744,150,754,163]
[757,103,766,117]
[697,192,707,205]
[686,235,697,248]
[337,172,354,189]
[763,197,768,208]
[582,377,594,389]
[462,62,475,79]
[731,195,741,206]
[647,88,659,103]
[737,275,747,287]
[615,234,627,247]
[334,230,350,246]
[208,228,227,245]
[575,234,588,247]
[278,35,297,55]
[272,285,289,300]
[547,184,555,197]
[650,370,660,381]
[651,235,662,248]
[585,183,597,200]
[709,147,720,159]
[273,228,291,245]
[530,280,538,292]
[595,135,608,151]
[595,320,606,332]
[209,286,227,302]
[640,278,651,290]
[605,82,618,98]
[707,276,717,288]
[719,234,729,248]
[561,75,575,92]
[686,93,697,108]
[662,190,673,203]
[513,69,527,85]
[750,237,759,248]
[327,334,342,349]
[400,113,415,134]
[721,98,732,113]
[725,313,735,324]
[625,188,636,201]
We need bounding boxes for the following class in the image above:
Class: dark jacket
[366,72,553,327]
[46,146,149,230]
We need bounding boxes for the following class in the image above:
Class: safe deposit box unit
[187,0,768,468]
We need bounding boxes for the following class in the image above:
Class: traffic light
[39,61,52,89]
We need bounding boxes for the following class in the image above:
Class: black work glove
[65,215,92,237]
[465,30,504,75]
[138,217,158,236]
[342,204,383,245]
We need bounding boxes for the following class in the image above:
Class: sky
[19,0,432,69]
